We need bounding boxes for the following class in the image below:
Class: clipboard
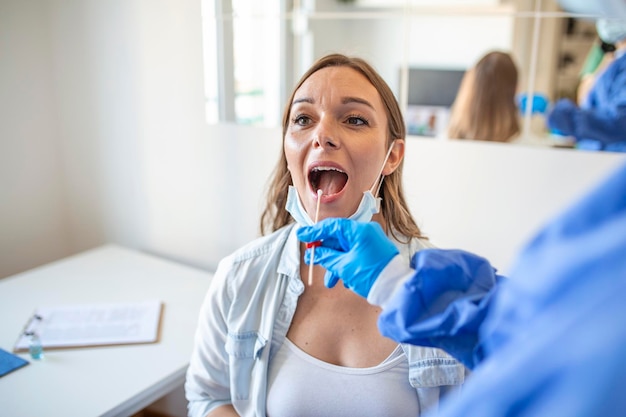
[13,300,163,352]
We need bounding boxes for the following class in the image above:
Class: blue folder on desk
[0,348,29,378]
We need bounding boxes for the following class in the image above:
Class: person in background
[548,18,626,152]
[577,37,615,105]
[447,51,521,143]
[298,157,626,416]
[185,53,466,417]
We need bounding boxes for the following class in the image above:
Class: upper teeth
[312,166,345,173]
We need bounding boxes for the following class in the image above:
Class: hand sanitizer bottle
[26,331,44,360]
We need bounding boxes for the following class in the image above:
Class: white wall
[0,0,72,278]
[47,0,211,259]
[403,138,626,273]
[0,0,221,276]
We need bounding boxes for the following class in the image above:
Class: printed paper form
[13,300,163,352]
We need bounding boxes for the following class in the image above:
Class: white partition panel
[402,138,626,274]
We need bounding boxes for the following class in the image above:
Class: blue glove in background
[517,93,549,114]
[547,98,578,137]
[297,218,399,298]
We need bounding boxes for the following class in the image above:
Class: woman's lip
[318,189,342,204]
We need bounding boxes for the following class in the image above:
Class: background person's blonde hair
[447,51,521,142]
[260,53,423,242]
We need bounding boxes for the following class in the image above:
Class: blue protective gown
[377,161,626,416]
[548,50,626,152]
[580,50,626,151]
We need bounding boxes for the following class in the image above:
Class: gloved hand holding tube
[297,218,399,298]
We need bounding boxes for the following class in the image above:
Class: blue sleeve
[570,106,626,145]
[573,57,626,144]
[430,162,626,417]
[376,249,504,369]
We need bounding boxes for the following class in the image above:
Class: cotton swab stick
[308,189,323,286]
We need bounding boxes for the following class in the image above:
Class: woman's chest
[286,269,397,367]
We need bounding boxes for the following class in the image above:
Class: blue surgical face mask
[557,0,626,19]
[286,186,381,226]
[285,142,394,226]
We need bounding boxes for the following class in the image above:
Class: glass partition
[202,0,605,147]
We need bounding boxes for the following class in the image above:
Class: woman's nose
[313,117,339,149]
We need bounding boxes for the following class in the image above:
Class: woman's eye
[292,115,311,126]
[346,115,369,126]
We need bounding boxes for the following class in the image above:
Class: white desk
[0,245,212,417]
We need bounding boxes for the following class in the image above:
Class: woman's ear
[383,139,405,176]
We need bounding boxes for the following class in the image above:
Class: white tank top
[266,338,420,417]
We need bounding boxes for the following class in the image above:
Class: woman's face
[284,66,400,221]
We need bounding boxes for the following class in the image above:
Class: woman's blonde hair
[448,51,520,142]
[259,53,423,241]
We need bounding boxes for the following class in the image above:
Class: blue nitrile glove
[297,218,399,298]
[378,248,503,369]
[547,98,578,137]
[517,93,549,114]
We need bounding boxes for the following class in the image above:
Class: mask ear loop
[370,140,396,197]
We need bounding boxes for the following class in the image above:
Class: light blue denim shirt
[185,223,466,417]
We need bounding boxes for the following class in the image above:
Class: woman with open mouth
[186,53,467,417]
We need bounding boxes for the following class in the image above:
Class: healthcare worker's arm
[577,46,614,104]
[547,96,626,145]
[432,160,626,417]
[297,219,504,369]
[547,55,626,145]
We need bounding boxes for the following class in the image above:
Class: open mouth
[308,166,348,196]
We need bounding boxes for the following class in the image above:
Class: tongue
[318,171,347,196]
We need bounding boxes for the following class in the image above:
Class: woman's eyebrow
[292,97,314,105]
[291,96,375,109]
[342,96,374,109]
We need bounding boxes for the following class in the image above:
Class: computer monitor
[407,68,466,107]
[404,68,466,137]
